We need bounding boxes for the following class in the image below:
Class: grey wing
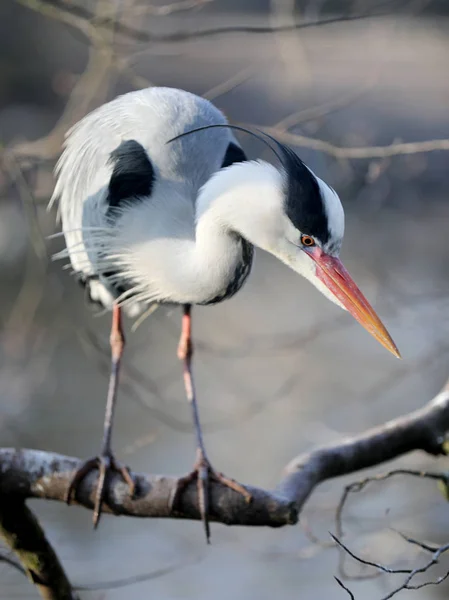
[50,87,236,273]
[50,96,129,278]
[50,86,245,311]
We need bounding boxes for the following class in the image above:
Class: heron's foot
[171,449,252,543]
[65,453,135,528]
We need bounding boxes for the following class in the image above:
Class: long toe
[209,469,252,504]
[65,457,101,505]
[171,456,251,543]
[93,456,109,528]
[110,456,135,497]
[197,460,211,543]
[171,464,212,543]
[65,454,135,528]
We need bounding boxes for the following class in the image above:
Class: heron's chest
[199,237,254,306]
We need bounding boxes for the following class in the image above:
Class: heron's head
[256,145,400,358]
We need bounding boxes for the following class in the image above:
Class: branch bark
[0,497,77,599]
[0,449,298,526]
[1,378,448,599]
[279,378,449,505]
[0,378,448,526]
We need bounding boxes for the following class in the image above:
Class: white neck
[111,161,283,305]
[196,160,283,240]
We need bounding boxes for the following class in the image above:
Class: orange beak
[305,247,400,358]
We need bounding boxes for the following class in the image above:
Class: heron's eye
[301,235,315,247]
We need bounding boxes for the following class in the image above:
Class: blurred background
[1,0,449,598]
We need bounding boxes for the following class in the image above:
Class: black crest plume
[168,123,329,243]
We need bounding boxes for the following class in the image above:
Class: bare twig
[203,67,254,102]
[332,469,449,580]
[242,124,449,159]
[20,0,397,44]
[273,77,378,131]
[335,469,449,540]
[75,554,202,591]
[126,0,212,16]
[334,575,355,599]
[331,533,449,600]
[331,533,411,574]
[1,531,201,593]
[12,0,120,161]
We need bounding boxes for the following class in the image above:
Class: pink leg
[172,304,252,542]
[65,305,135,527]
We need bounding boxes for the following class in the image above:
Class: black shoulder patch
[281,145,329,244]
[221,142,247,168]
[107,139,154,212]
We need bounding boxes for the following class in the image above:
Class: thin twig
[331,533,449,600]
[75,554,201,591]
[335,469,449,539]
[332,534,410,574]
[334,468,449,581]
[243,124,449,159]
[20,0,397,44]
[334,575,355,599]
[126,0,212,16]
[203,67,254,102]
[12,0,119,162]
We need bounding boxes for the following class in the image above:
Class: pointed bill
[307,249,400,358]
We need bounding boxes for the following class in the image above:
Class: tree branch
[1,378,449,528]
[1,379,449,599]
[332,533,449,599]
[333,468,449,580]
[19,0,396,44]
[243,124,449,159]
[0,449,298,526]
[11,0,120,162]
[0,497,78,599]
[278,377,449,506]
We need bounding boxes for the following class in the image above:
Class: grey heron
[51,86,399,541]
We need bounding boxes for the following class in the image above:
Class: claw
[65,454,135,528]
[171,450,252,543]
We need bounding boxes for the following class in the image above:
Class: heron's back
[51,87,237,280]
